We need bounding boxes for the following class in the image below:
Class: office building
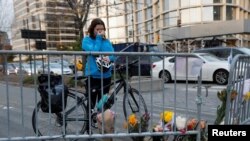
[11,0,250,51]
[12,0,77,50]
[86,0,250,51]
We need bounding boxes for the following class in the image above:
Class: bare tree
[0,0,14,33]
[66,0,94,41]
[65,0,94,73]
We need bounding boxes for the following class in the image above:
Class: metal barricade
[0,50,219,141]
[225,54,250,125]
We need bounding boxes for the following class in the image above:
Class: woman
[82,18,115,133]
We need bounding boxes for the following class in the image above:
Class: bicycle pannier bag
[38,74,68,113]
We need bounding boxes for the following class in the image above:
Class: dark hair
[88,18,106,39]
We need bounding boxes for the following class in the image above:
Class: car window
[215,49,230,59]
[237,48,250,55]
[169,57,175,63]
[199,53,223,62]
[232,49,244,57]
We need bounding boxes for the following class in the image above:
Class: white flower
[176,116,187,130]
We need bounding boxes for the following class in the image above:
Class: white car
[151,53,230,85]
[38,63,73,75]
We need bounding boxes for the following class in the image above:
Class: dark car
[193,46,250,60]
[115,55,162,76]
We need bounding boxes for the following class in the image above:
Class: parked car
[18,63,37,75]
[152,53,230,85]
[50,59,76,73]
[115,55,162,76]
[193,47,250,60]
[37,63,73,75]
[6,63,16,75]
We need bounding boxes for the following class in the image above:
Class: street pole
[131,0,134,42]
[105,0,110,38]
[38,15,45,73]
[26,19,32,71]
[96,0,99,17]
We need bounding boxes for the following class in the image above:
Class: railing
[0,50,221,141]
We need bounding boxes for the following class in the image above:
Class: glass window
[126,13,133,26]
[202,7,213,22]
[213,6,221,21]
[156,17,160,29]
[109,28,125,39]
[146,0,152,5]
[145,7,152,20]
[181,0,189,7]
[226,0,232,3]
[202,0,214,4]
[163,0,169,11]
[226,6,234,20]
[125,1,132,11]
[136,10,143,23]
[136,0,144,10]
[169,12,178,26]
[190,8,201,23]
[109,16,124,27]
[146,21,152,33]
[213,0,221,3]
[164,12,178,26]
[189,0,201,6]
[163,13,170,26]
[181,8,201,23]
[138,35,145,43]
[169,0,178,10]
[136,23,143,33]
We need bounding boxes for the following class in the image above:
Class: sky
[0,0,14,41]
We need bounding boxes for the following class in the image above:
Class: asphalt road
[0,79,225,141]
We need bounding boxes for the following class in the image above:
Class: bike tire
[32,92,88,136]
[123,88,148,120]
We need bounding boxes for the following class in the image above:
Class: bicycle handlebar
[68,59,138,81]
[114,59,139,72]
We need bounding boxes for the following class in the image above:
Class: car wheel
[160,70,171,83]
[213,69,228,85]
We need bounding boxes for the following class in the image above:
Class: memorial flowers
[124,112,150,141]
[214,88,237,125]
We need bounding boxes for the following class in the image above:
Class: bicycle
[32,60,148,136]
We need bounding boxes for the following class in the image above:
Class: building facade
[12,0,78,50]
[85,0,250,52]
[11,0,250,51]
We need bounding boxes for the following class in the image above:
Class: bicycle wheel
[123,88,148,120]
[32,92,88,136]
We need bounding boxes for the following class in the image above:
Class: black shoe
[55,116,63,127]
[91,112,98,129]
[55,113,67,127]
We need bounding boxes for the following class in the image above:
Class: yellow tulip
[160,111,173,123]
[244,92,250,101]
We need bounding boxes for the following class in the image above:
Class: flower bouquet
[214,88,237,125]
[152,110,174,141]
[176,117,208,141]
[152,109,208,141]
[97,109,115,141]
[124,112,150,141]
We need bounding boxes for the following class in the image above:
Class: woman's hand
[97,30,105,37]
[102,56,110,62]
